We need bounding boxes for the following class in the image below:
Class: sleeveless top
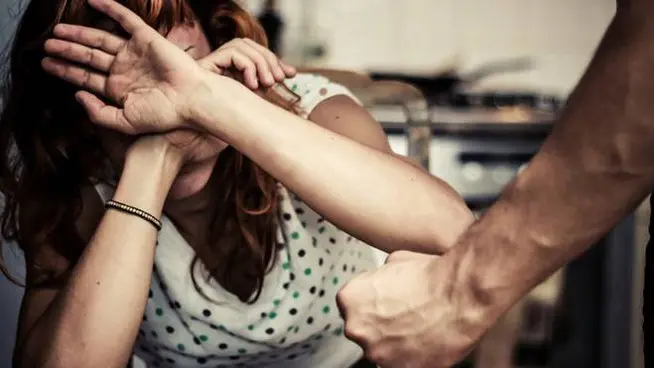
[96,73,381,368]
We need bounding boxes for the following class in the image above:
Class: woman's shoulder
[282,72,361,117]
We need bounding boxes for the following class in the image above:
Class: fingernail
[43,39,58,52]
[281,60,296,72]
[41,57,53,71]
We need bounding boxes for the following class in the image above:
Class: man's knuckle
[336,283,354,303]
[335,290,347,312]
[343,322,363,341]
[366,347,390,365]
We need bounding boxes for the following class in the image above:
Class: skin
[16,1,474,367]
[41,0,474,256]
[95,21,224,201]
[41,0,654,367]
[337,0,654,367]
[14,21,230,368]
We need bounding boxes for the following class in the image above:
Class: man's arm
[451,0,654,326]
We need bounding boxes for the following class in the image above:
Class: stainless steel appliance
[375,105,552,207]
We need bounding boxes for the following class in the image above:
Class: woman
[1,0,474,367]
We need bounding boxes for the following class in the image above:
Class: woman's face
[99,21,222,199]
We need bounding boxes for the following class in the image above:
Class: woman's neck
[163,161,220,242]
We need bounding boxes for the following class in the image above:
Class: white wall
[246,0,615,96]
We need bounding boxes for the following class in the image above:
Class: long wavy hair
[0,0,298,303]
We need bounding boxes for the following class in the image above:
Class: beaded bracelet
[105,200,162,231]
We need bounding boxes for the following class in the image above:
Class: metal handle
[404,99,431,170]
[364,81,431,170]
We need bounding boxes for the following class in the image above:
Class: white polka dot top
[95,74,380,368]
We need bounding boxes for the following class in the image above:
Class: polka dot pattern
[122,73,377,367]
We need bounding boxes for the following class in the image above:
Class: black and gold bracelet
[105,200,162,231]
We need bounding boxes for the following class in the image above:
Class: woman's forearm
[19,151,178,368]
[191,78,474,254]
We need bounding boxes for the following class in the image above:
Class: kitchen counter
[369,105,556,136]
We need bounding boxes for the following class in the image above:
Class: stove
[431,91,565,111]
[371,102,555,209]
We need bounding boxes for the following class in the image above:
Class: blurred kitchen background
[0,0,646,367]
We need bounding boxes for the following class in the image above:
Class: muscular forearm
[191,79,473,254]
[20,152,177,368]
[450,6,654,326]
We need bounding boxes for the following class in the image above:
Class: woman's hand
[43,0,295,160]
[42,0,205,135]
[198,38,296,90]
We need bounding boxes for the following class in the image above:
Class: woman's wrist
[115,141,182,216]
[183,73,255,139]
[125,138,184,175]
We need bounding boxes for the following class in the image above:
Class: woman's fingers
[87,0,149,35]
[75,91,136,134]
[242,38,295,79]
[226,43,276,86]
[200,50,259,89]
[279,59,297,78]
[241,39,286,82]
[44,38,114,72]
[53,23,126,55]
[218,39,275,87]
[242,38,294,81]
[228,51,260,89]
[42,57,107,94]
[202,38,295,88]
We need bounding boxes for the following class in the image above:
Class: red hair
[0,0,298,303]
